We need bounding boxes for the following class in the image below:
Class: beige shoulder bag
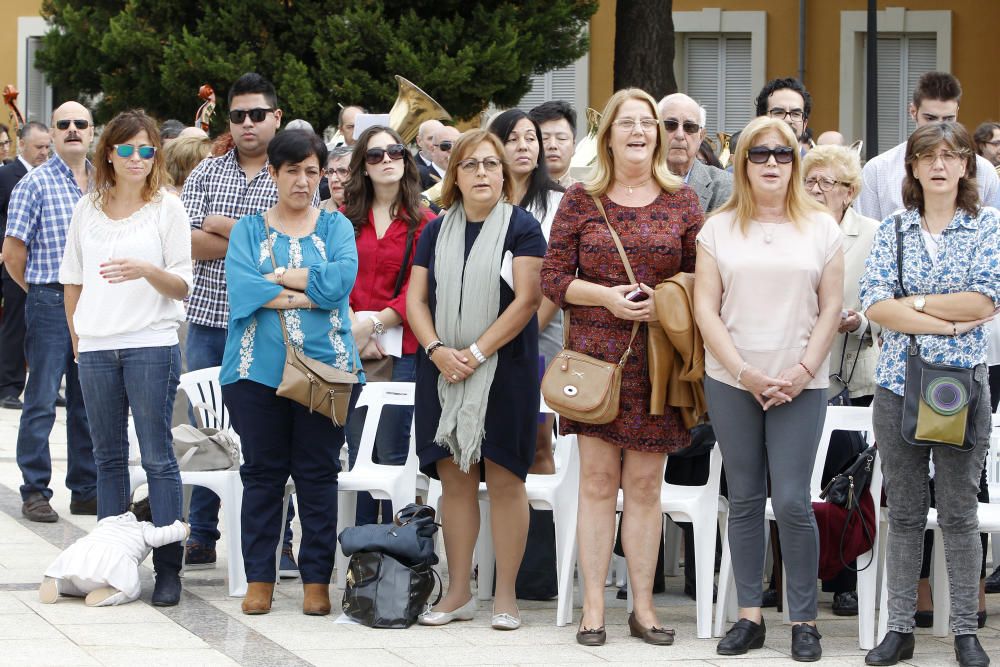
[263,213,359,426]
[540,196,640,424]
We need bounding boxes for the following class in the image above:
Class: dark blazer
[0,158,28,238]
[418,162,442,191]
[686,159,733,215]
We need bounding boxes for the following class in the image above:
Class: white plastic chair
[617,443,727,639]
[335,382,418,590]
[715,405,880,649]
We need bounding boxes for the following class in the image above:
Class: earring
[363,171,367,176]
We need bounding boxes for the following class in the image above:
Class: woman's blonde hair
[801,144,863,199]
[583,88,682,197]
[93,110,166,203]
[163,136,212,191]
[439,130,513,209]
[712,116,826,234]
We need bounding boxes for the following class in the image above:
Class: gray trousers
[705,377,826,621]
[874,365,990,636]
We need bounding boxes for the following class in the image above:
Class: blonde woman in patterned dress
[219,129,362,616]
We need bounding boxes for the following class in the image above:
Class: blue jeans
[185,323,295,548]
[16,285,95,501]
[78,346,183,526]
[345,354,416,525]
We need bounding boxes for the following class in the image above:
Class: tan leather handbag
[264,213,360,426]
[541,196,639,425]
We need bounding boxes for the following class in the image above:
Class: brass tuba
[568,107,602,180]
[717,132,732,169]
[389,75,451,145]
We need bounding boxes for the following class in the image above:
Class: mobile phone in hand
[625,287,649,302]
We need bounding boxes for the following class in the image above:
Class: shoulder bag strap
[894,215,920,356]
[262,212,293,351]
[590,195,640,365]
[392,226,417,299]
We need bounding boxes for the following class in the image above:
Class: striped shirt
[854,141,1000,221]
[181,149,278,329]
[4,153,92,284]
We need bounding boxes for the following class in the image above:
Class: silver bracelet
[469,342,488,364]
[735,362,749,386]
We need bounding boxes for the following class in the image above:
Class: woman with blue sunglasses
[60,109,193,607]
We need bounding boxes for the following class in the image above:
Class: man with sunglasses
[659,93,732,215]
[181,72,301,576]
[855,71,1000,221]
[420,125,460,190]
[2,102,97,523]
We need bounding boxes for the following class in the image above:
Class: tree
[36,0,598,132]
[613,0,676,99]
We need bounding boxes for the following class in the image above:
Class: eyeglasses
[804,176,849,192]
[457,157,502,173]
[612,118,658,132]
[767,108,806,122]
[228,108,274,124]
[747,146,795,164]
[365,144,406,165]
[55,119,90,131]
[325,167,349,179]
[0,140,10,148]
[913,150,967,165]
[663,119,701,135]
[985,140,1000,148]
[113,144,156,160]
[436,141,453,152]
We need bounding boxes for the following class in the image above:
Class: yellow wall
[590,1,1000,131]
[0,0,44,144]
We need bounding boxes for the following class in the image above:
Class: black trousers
[0,269,26,399]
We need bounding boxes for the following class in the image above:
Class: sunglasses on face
[663,119,701,135]
[365,144,407,165]
[114,144,156,160]
[55,119,90,131]
[436,141,453,152]
[747,146,795,164]
[228,108,274,124]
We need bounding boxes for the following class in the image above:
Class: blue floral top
[220,210,363,388]
[858,207,1000,396]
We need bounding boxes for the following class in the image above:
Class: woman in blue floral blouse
[860,122,998,666]
[220,129,362,617]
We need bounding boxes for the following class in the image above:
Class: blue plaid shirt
[859,207,1000,396]
[4,153,92,284]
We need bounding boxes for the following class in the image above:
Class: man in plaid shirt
[1,101,97,523]
[181,73,304,573]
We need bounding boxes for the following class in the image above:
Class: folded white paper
[357,310,403,357]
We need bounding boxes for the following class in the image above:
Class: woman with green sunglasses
[59,109,193,607]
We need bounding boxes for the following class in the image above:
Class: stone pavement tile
[83,646,241,667]
[0,637,102,666]
[709,659,863,667]
[0,591,32,614]
[236,615,474,651]
[11,590,171,625]
[295,648,415,666]
[389,644,606,665]
[579,637,786,662]
[0,610,64,639]
[58,621,209,650]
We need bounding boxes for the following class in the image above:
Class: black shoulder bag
[819,444,877,571]
[894,216,981,452]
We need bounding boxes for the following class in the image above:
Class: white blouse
[59,190,193,352]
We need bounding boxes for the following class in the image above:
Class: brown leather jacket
[648,272,708,428]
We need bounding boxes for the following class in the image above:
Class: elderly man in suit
[0,121,51,410]
[658,93,732,214]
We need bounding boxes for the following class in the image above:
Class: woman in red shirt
[342,125,434,525]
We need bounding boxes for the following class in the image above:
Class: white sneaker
[417,596,477,626]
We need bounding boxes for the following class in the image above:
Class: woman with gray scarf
[407,129,546,630]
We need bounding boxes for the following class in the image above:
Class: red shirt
[348,207,435,355]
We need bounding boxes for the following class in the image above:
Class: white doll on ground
[39,497,189,606]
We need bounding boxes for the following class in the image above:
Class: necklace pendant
[764,231,773,243]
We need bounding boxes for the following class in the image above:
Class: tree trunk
[614,0,676,97]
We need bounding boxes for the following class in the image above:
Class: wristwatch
[913,295,926,312]
[273,266,286,285]
[368,315,385,336]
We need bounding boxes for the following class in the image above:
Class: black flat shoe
[791,624,822,662]
[717,617,765,655]
[761,588,778,607]
[865,631,915,666]
[832,591,858,616]
[627,612,675,646]
[576,624,606,646]
[914,610,933,627]
[954,634,990,667]
[977,610,986,629]
[986,566,1000,594]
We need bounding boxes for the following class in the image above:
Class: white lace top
[59,190,193,352]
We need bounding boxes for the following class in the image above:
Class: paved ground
[0,406,997,666]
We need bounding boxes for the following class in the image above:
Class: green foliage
[37,0,598,131]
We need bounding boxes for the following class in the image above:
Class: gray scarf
[432,200,512,471]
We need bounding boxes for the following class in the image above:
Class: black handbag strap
[391,226,417,299]
[894,215,922,357]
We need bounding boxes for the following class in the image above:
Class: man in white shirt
[973,122,1000,168]
[854,71,1000,221]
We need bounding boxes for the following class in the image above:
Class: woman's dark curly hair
[342,125,425,236]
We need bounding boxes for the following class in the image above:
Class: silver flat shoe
[491,609,521,631]
[417,596,477,626]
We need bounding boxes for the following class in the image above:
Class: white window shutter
[904,37,938,139]
[875,37,902,153]
[518,73,549,113]
[25,37,49,124]
[685,37,721,134]
[721,37,753,134]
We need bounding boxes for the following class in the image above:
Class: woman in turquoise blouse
[220,129,362,617]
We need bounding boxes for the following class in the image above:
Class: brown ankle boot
[302,583,331,616]
[241,582,274,615]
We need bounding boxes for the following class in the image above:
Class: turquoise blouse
[220,210,363,388]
